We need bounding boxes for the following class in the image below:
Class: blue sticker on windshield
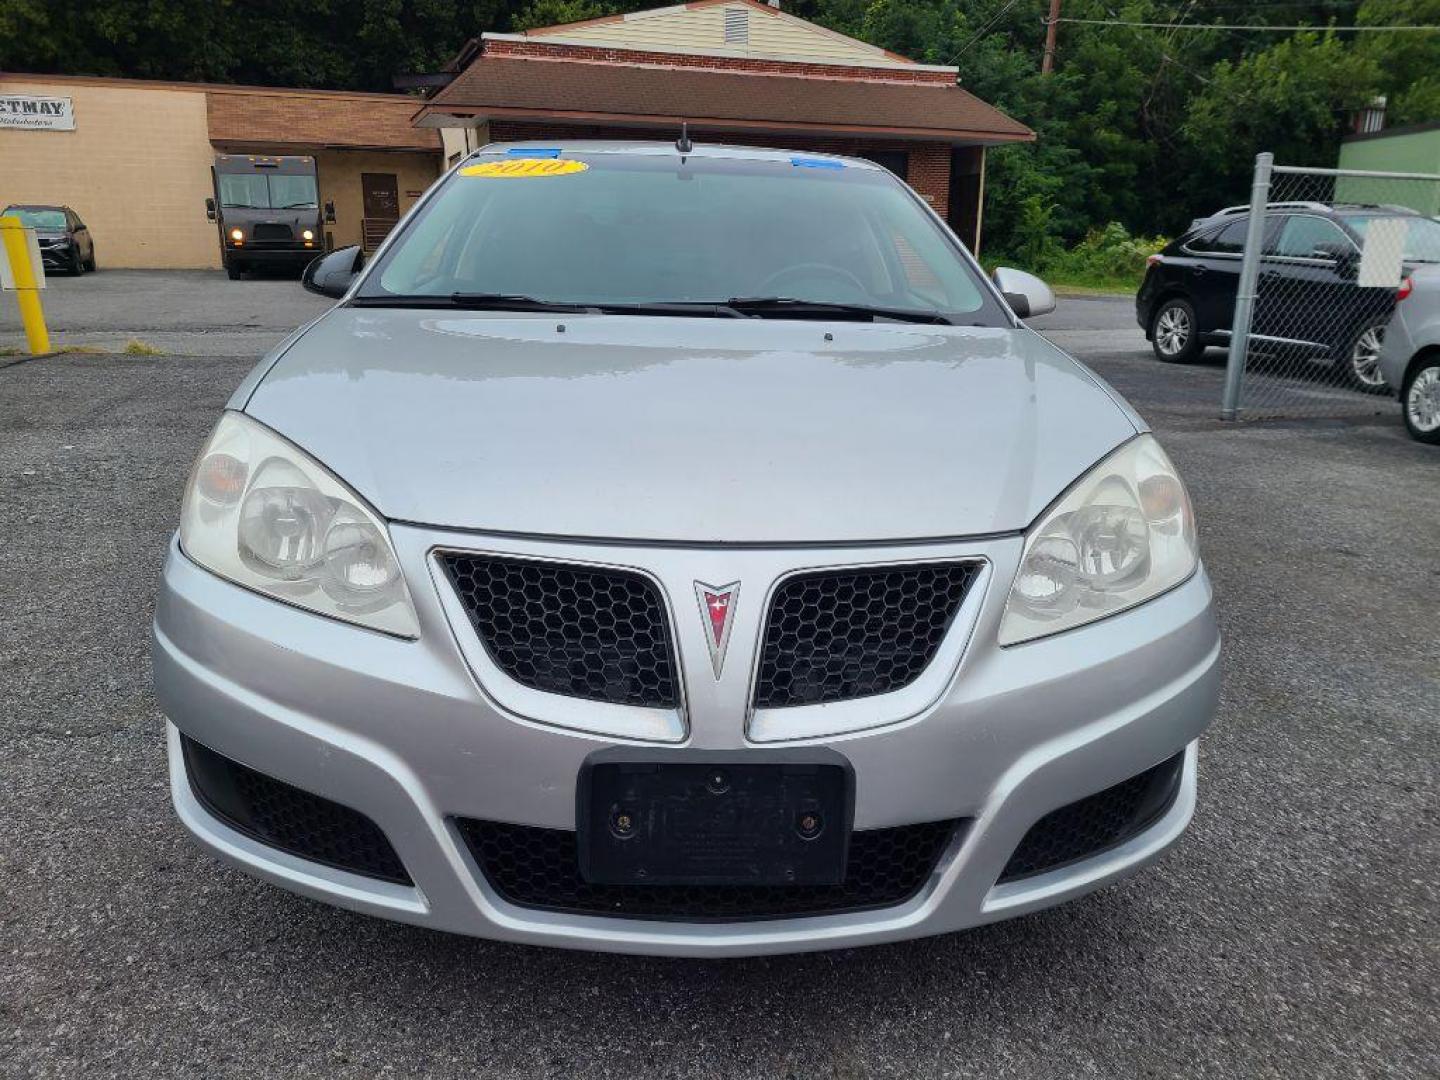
[791,157,844,169]
[508,147,562,158]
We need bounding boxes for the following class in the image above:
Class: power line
[947,0,1026,64]
[1047,17,1440,31]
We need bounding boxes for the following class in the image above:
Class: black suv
[1136,202,1440,389]
[1,204,96,275]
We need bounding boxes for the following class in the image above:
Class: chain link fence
[1221,155,1440,421]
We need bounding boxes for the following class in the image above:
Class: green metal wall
[1337,128,1440,215]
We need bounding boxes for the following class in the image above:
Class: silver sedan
[1380,264,1440,444]
[153,142,1219,956]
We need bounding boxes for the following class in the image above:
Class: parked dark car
[1,204,96,275]
[1136,202,1440,390]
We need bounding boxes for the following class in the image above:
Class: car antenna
[676,122,693,155]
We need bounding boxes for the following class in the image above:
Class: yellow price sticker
[460,158,589,179]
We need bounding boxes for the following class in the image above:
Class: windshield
[5,208,66,229]
[1342,214,1440,263]
[361,151,998,321]
[218,173,318,210]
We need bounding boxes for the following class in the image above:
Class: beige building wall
[0,78,220,268]
[528,2,913,65]
[312,150,441,250]
[439,123,491,168]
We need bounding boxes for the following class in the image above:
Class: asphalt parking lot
[2,273,1437,1079]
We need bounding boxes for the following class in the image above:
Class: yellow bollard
[0,215,52,355]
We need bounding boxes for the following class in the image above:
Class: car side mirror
[205,197,217,222]
[302,244,364,299]
[324,200,337,224]
[991,266,1056,319]
[1314,241,1356,270]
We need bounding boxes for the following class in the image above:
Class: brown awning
[207,88,441,152]
[419,56,1032,143]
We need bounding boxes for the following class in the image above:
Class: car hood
[243,308,1139,543]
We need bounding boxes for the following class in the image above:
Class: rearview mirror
[324,200,337,224]
[991,266,1056,319]
[205,197,216,222]
[302,244,364,299]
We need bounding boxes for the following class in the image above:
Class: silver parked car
[1380,264,1440,444]
[153,142,1220,956]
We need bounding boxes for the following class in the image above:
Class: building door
[361,172,400,251]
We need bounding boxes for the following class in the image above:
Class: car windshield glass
[5,208,66,229]
[218,174,318,209]
[361,152,998,320]
[1343,214,1440,263]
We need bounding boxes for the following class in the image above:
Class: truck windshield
[360,151,1000,322]
[218,174,318,210]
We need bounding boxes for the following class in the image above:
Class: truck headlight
[179,411,419,638]
[999,435,1198,646]
[301,228,315,241]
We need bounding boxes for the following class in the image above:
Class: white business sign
[0,94,75,131]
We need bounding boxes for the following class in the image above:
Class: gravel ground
[1,275,1437,1078]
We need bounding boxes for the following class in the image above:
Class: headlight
[229,227,244,242]
[301,228,315,241]
[999,435,1198,646]
[179,411,419,637]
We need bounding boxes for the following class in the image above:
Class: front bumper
[154,526,1220,956]
[38,243,72,269]
[225,245,317,267]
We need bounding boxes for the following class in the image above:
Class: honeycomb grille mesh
[181,735,410,885]
[459,818,961,921]
[999,751,1186,883]
[754,562,981,708]
[440,555,679,709]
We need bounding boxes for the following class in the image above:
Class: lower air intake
[998,751,1186,883]
[458,818,963,921]
[181,734,411,885]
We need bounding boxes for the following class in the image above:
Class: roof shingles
[207,89,440,151]
[423,56,1032,142]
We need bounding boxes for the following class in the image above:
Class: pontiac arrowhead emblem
[694,580,740,678]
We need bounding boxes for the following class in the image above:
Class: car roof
[4,204,69,212]
[470,140,886,172]
[1193,201,1425,228]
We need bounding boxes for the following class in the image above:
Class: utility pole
[1041,0,1062,74]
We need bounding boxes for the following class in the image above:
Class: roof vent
[724,7,749,44]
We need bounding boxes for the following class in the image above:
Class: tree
[1183,32,1381,196]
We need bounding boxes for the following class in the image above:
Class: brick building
[416,0,1032,251]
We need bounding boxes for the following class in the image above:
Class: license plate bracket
[578,750,853,887]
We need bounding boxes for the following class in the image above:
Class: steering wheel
[756,262,867,299]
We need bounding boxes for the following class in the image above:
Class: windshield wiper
[282,202,318,209]
[722,297,955,325]
[351,293,595,313]
[592,301,747,318]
